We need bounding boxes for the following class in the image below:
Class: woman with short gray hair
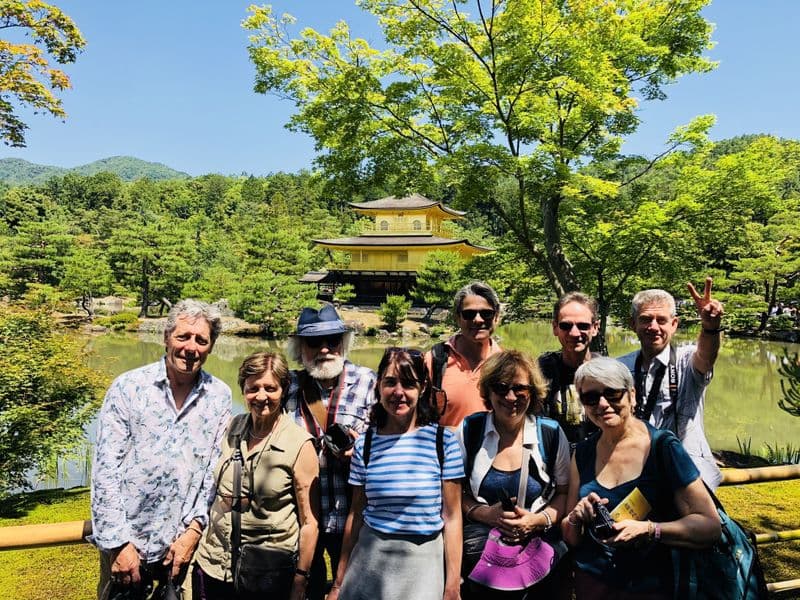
[562,357,720,598]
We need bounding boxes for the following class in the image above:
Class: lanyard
[634,346,678,428]
[298,370,345,437]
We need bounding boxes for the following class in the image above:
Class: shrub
[0,308,105,498]
[379,295,411,332]
[93,312,139,331]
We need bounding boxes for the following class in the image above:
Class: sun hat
[293,305,349,337]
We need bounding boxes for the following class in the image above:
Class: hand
[327,585,342,600]
[111,542,141,586]
[568,492,607,526]
[289,574,309,600]
[498,506,541,541]
[687,277,723,330]
[605,519,651,547]
[443,582,461,600]
[162,528,201,579]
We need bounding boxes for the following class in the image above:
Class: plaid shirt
[285,360,376,534]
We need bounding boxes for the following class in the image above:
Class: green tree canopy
[245,0,715,298]
[0,0,85,146]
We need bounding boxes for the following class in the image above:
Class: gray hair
[285,331,355,364]
[631,289,676,319]
[164,299,223,343]
[452,280,501,315]
[553,291,599,322]
[574,357,634,391]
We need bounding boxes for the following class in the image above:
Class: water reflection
[44,324,799,489]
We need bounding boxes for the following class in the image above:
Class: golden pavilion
[302,193,491,303]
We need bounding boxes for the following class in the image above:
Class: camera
[323,422,355,455]
[497,488,515,511]
[592,501,616,539]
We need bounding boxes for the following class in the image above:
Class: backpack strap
[363,427,374,468]
[463,412,489,480]
[530,416,560,512]
[430,342,449,390]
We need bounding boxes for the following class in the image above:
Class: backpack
[653,431,769,600]
[462,412,561,509]
[430,342,449,416]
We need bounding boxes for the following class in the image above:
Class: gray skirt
[340,524,444,600]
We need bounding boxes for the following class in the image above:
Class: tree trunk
[541,193,580,296]
[139,258,150,318]
[593,271,610,356]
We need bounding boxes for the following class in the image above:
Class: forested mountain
[0,156,190,185]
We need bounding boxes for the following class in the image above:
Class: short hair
[631,289,676,319]
[452,281,501,315]
[237,351,290,394]
[553,291,599,322]
[370,347,436,428]
[574,357,634,392]
[285,331,355,363]
[478,350,548,415]
[164,299,222,343]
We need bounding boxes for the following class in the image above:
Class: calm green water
[82,321,798,456]
[39,321,798,489]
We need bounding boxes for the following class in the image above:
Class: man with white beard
[284,304,376,600]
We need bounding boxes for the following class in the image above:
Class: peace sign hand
[687,277,723,330]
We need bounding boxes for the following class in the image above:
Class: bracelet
[542,510,553,532]
[702,327,725,335]
[331,584,341,590]
[295,568,311,579]
[654,522,662,542]
[187,524,203,536]
[465,503,483,522]
[647,520,654,541]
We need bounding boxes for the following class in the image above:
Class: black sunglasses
[558,321,593,332]
[490,382,534,398]
[579,388,627,406]
[460,309,496,321]
[304,334,344,349]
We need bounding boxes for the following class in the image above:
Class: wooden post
[0,519,92,551]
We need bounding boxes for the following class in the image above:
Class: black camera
[497,488,515,511]
[323,422,355,455]
[592,501,616,539]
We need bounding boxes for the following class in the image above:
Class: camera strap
[298,370,345,437]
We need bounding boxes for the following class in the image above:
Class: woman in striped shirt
[329,347,464,600]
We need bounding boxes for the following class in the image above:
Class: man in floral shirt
[91,300,231,599]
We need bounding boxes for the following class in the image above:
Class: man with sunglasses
[538,292,601,444]
[425,281,503,427]
[284,304,376,600]
[618,278,724,489]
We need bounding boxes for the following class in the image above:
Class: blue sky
[2,1,798,177]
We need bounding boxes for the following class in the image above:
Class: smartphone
[498,488,515,511]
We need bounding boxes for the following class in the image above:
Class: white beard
[303,354,345,381]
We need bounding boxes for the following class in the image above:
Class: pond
[40,321,800,489]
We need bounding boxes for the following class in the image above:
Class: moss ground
[1,483,798,599]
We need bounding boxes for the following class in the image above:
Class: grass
[1,482,799,599]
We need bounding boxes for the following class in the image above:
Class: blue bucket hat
[294,305,349,337]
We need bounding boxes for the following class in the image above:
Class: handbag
[468,445,557,591]
[229,434,298,595]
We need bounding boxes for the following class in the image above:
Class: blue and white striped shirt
[349,424,464,535]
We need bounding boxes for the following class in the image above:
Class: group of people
[90,277,726,600]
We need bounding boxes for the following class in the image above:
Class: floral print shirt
[90,358,231,562]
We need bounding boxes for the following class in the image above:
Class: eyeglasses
[460,309,496,321]
[579,388,627,406]
[489,382,534,399]
[304,334,344,349]
[558,321,593,332]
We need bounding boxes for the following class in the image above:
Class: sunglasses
[579,388,627,406]
[304,334,344,349]
[460,309,496,321]
[558,321,593,332]
[490,382,534,399]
